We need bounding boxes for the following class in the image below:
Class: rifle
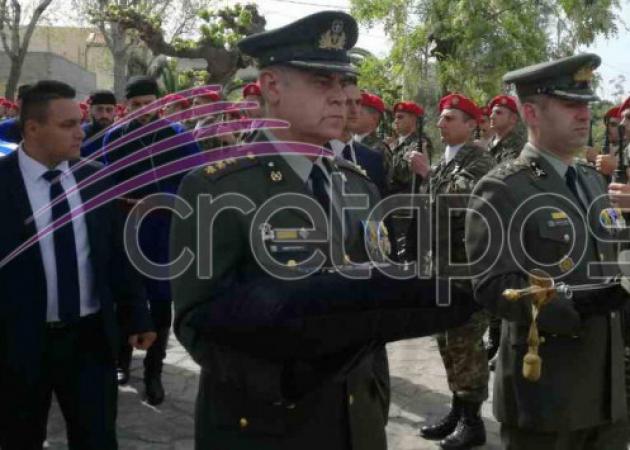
[588,118,594,148]
[603,117,610,155]
[613,125,627,183]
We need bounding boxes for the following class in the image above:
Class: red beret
[620,96,630,115]
[489,95,518,114]
[197,88,221,102]
[79,102,88,111]
[479,106,491,117]
[116,104,127,117]
[439,93,481,122]
[163,93,191,109]
[604,106,621,121]
[1,99,12,108]
[361,92,385,114]
[393,101,424,117]
[242,82,261,98]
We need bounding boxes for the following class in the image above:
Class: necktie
[342,144,352,161]
[42,170,80,323]
[309,163,330,215]
[565,166,585,211]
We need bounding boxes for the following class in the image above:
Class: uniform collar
[521,142,576,178]
[444,143,465,165]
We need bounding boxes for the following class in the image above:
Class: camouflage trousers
[436,309,490,402]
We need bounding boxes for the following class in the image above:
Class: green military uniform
[417,140,495,448]
[426,143,495,402]
[386,132,434,195]
[362,131,390,155]
[170,11,477,450]
[466,54,629,450]
[489,123,527,165]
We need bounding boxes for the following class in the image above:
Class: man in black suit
[0,80,155,449]
[328,79,386,194]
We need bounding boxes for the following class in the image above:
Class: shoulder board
[333,157,371,179]
[203,154,260,181]
[489,157,529,180]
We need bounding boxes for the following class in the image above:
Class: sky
[229,0,630,103]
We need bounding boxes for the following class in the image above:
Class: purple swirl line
[28,118,289,224]
[1,142,333,268]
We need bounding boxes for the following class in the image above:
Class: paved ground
[47,335,502,449]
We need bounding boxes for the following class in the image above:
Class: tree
[98,2,265,86]
[350,0,622,104]
[0,0,55,99]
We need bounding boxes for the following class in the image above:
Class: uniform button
[348,394,354,406]
[600,253,605,261]
[563,234,570,242]
[539,336,546,344]
[611,312,617,319]
[239,418,249,429]
[286,403,296,410]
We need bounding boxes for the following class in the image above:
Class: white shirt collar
[18,144,70,183]
[264,130,330,184]
[398,133,413,145]
[444,143,465,165]
[328,138,353,159]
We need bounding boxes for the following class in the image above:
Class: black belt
[45,312,101,331]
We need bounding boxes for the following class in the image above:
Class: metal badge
[270,170,283,182]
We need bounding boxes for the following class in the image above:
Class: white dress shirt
[18,147,100,322]
[328,138,357,164]
[444,143,465,165]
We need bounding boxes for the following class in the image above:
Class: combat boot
[439,400,486,449]
[143,327,170,406]
[420,396,461,440]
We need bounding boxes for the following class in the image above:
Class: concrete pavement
[46,335,502,449]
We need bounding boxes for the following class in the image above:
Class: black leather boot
[420,397,462,440]
[439,400,486,449]
[144,326,170,406]
[117,340,133,385]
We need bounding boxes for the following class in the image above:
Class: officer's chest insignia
[362,220,391,259]
[600,208,626,230]
[559,256,575,273]
[530,161,546,177]
[319,19,346,50]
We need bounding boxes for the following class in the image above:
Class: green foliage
[350,0,622,101]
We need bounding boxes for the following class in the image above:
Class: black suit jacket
[351,141,386,195]
[0,151,152,384]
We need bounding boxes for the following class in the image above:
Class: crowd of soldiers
[3,8,630,450]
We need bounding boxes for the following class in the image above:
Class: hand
[409,151,430,178]
[129,331,157,350]
[584,146,599,164]
[596,154,618,176]
[608,182,630,208]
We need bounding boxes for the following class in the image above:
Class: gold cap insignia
[319,19,346,50]
[216,161,226,170]
[573,66,593,83]
[205,165,216,175]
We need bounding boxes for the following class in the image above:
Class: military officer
[466,53,629,449]
[488,94,527,165]
[474,105,494,150]
[408,93,495,449]
[170,11,477,450]
[594,105,623,177]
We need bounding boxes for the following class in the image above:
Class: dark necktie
[565,166,585,210]
[42,170,80,323]
[342,144,352,161]
[309,163,330,215]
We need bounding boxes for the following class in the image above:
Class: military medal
[270,171,283,182]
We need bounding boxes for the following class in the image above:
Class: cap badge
[451,96,460,106]
[500,98,508,105]
[573,66,593,83]
[319,20,346,50]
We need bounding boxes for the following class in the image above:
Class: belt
[45,312,101,331]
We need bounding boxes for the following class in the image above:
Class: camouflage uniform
[488,123,527,165]
[424,142,495,401]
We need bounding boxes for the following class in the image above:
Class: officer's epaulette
[489,157,529,180]
[334,157,370,179]
[203,153,260,181]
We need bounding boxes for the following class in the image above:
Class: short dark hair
[19,80,76,130]
[17,84,32,100]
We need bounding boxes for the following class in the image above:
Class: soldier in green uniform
[356,91,390,155]
[466,53,629,450]
[410,93,495,449]
[169,11,477,450]
[488,94,527,165]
